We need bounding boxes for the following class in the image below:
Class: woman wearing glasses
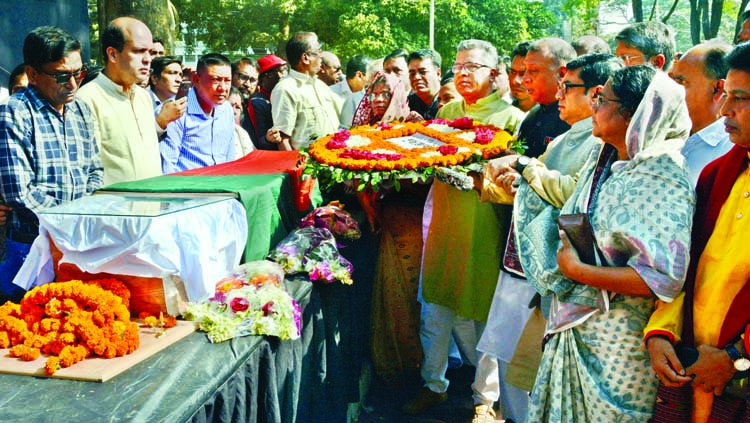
[525,66,694,421]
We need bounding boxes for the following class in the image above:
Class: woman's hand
[687,345,736,395]
[555,231,654,296]
[556,230,581,278]
[647,336,692,387]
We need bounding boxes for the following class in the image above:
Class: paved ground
[357,364,504,423]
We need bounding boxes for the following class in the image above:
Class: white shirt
[271,69,341,149]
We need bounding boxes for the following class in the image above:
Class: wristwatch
[725,343,750,372]
[515,155,531,173]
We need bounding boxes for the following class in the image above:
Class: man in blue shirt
[160,53,235,173]
[669,40,734,186]
[0,26,103,302]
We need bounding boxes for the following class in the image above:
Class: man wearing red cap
[242,54,288,150]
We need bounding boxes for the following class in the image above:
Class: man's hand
[498,170,521,195]
[156,97,187,129]
[686,344,736,395]
[266,128,283,144]
[647,336,692,387]
[272,131,293,151]
[0,204,11,226]
[487,154,519,181]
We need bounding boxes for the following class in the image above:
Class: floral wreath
[301,117,513,191]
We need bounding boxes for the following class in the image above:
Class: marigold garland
[302,118,513,191]
[307,119,511,172]
[0,279,140,375]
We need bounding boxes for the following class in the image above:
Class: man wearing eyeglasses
[231,58,258,100]
[404,39,525,417]
[0,26,103,303]
[466,52,623,423]
[270,32,341,150]
[614,21,676,71]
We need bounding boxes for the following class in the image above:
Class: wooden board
[0,320,195,382]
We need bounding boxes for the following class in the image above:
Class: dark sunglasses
[38,67,87,85]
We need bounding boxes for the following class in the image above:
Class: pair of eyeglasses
[558,82,587,94]
[618,54,644,64]
[593,93,622,106]
[38,67,87,85]
[451,62,489,74]
[237,74,257,83]
[369,91,392,102]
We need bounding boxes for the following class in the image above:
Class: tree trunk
[661,0,680,23]
[689,0,701,44]
[700,0,711,40]
[97,0,177,53]
[632,0,644,22]
[736,0,750,40]
[708,0,723,39]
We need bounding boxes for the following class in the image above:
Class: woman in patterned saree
[524,66,695,421]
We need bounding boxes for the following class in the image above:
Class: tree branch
[661,0,680,23]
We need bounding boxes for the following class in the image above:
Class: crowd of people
[2,10,750,423]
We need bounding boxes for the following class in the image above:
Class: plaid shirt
[0,85,103,235]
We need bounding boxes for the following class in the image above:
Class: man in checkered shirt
[0,26,103,303]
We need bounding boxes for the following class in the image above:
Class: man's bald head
[101,17,153,89]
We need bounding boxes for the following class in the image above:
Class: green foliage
[172,0,555,66]
[562,0,601,37]
[173,0,298,55]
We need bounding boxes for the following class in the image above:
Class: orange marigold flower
[0,280,140,374]
[0,331,9,348]
[45,357,61,375]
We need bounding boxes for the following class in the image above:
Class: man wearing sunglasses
[0,26,103,303]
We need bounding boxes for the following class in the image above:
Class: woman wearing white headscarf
[523,66,695,421]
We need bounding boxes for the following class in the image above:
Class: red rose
[230,297,250,313]
[439,145,459,155]
[262,301,275,316]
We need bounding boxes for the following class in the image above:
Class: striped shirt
[160,88,235,174]
[0,86,103,235]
